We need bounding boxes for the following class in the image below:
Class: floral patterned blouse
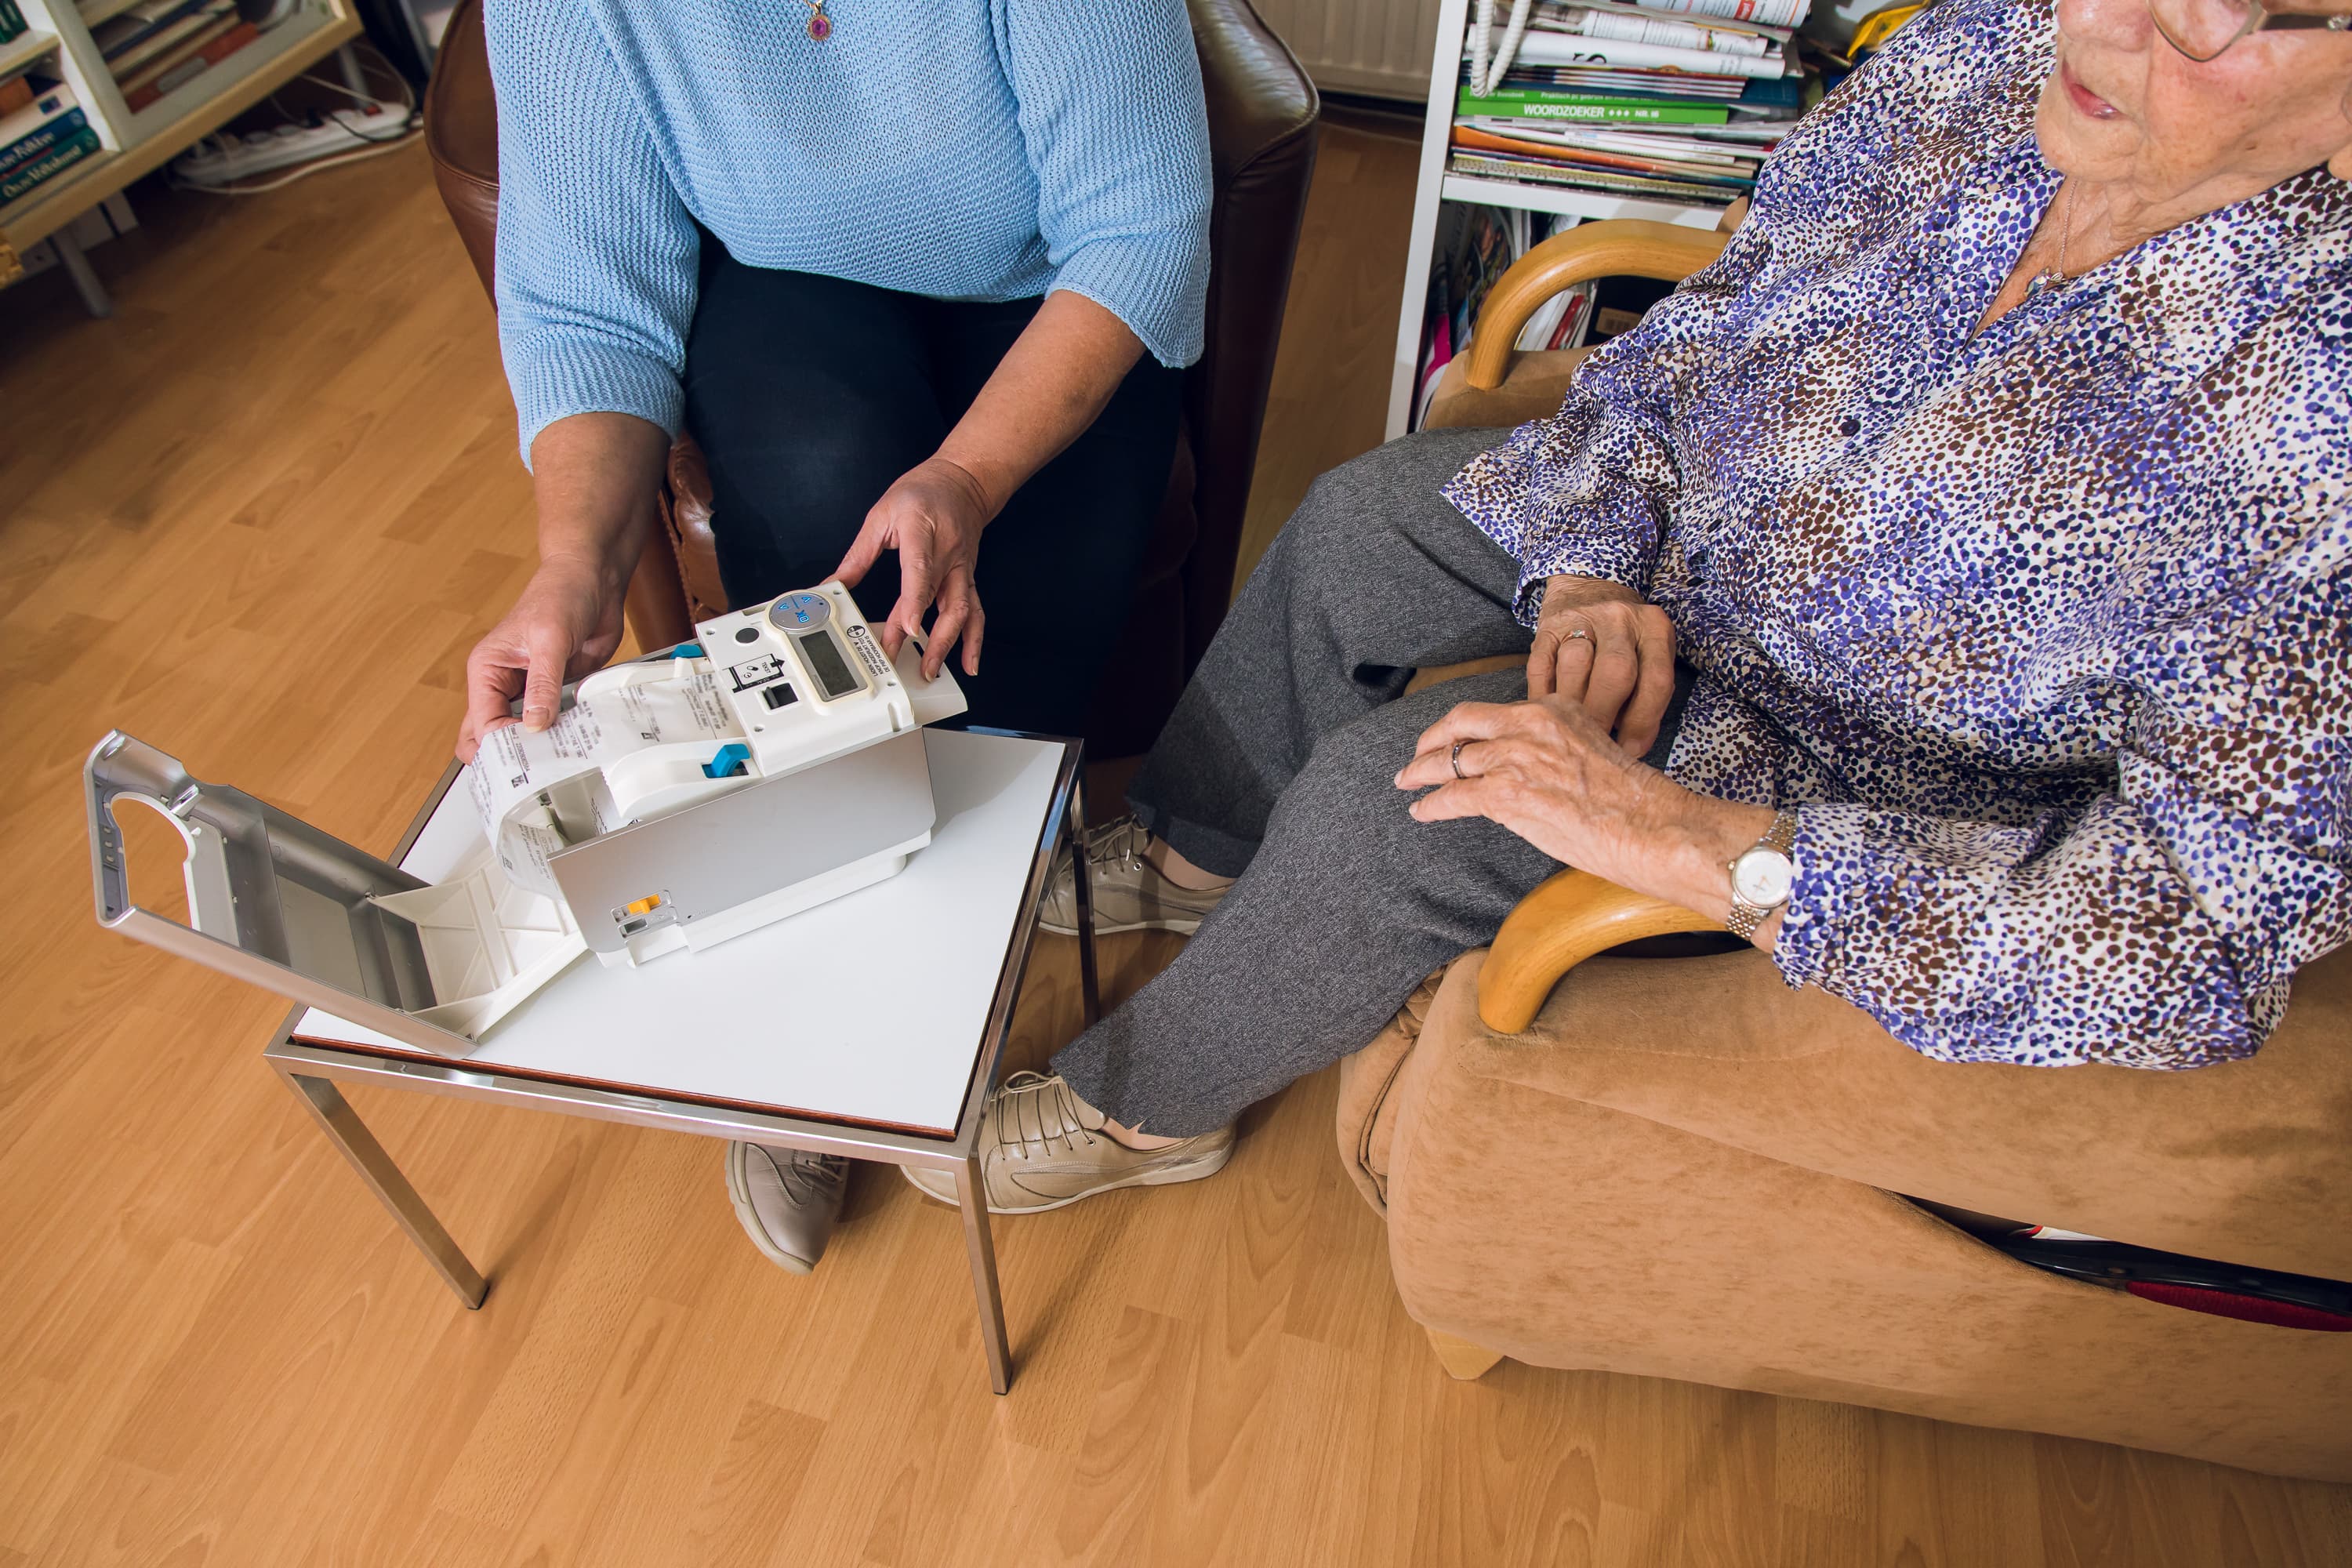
[1443,0,2351,1069]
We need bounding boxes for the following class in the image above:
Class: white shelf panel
[0,29,59,78]
[76,0,147,26]
[1439,172,1728,230]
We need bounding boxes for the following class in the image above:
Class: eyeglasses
[2148,0,2352,62]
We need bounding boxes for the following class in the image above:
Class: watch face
[1732,846,1795,909]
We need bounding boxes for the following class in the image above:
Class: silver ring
[1563,626,1592,644]
[1450,740,1469,780]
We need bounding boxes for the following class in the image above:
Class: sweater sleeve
[1773,546,2352,1068]
[488,0,700,465]
[995,0,1212,368]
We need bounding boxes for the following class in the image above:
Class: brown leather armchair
[1359,219,2352,1483]
[423,0,1317,757]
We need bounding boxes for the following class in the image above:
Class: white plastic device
[389,582,964,1040]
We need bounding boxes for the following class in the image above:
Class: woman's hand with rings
[1529,574,1676,759]
[834,456,995,681]
[1395,695,1770,913]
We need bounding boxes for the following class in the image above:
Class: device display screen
[795,630,863,700]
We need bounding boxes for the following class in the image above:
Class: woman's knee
[1261,704,1443,889]
[1257,676,1544,923]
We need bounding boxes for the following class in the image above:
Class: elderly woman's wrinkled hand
[1396,695,1772,920]
[1529,575,1677,758]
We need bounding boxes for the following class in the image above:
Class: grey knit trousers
[1051,427,1592,1137]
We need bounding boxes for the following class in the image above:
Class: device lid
[85,731,500,1059]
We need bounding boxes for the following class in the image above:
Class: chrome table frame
[260,731,1098,1395]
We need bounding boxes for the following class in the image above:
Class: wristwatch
[1726,809,1801,942]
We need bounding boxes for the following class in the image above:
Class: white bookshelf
[1385,0,1724,439]
[0,0,362,285]
[0,28,60,77]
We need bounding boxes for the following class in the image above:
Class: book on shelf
[122,17,256,108]
[1629,0,1808,23]
[1476,26,1795,79]
[1451,151,1743,207]
[1523,1,1790,56]
[0,0,26,44]
[0,72,31,115]
[0,79,84,176]
[1500,66,1746,98]
[1452,124,1757,190]
[96,0,224,59]
[1,122,98,205]
[103,0,234,75]
[1461,117,1766,164]
[1458,86,1733,125]
[118,7,237,85]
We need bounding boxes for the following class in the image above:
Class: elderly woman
[906,0,2352,1212]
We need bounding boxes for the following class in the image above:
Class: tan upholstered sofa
[1347,220,2352,1483]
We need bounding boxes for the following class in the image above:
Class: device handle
[84,731,202,929]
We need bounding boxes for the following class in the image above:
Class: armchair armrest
[1478,869,1725,1033]
[1459,214,1738,394]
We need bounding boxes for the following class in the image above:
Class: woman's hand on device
[1529,575,1676,759]
[834,456,993,681]
[456,554,625,763]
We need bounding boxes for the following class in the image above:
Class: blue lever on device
[670,642,704,658]
[702,742,751,779]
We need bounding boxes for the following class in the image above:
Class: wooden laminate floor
[3,127,2349,1568]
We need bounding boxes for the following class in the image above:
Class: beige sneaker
[724,1142,848,1274]
[900,1072,1234,1214]
[1038,815,1231,936]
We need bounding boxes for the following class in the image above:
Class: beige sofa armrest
[1479,869,1724,1033]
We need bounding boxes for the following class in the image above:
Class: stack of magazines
[1452,0,1817,208]
[1409,204,1598,430]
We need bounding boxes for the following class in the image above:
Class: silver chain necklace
[2024,180,2076,297]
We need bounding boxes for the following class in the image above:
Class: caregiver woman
[452,0,1211,1273]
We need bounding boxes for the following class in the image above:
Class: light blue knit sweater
[487,0,1214,463]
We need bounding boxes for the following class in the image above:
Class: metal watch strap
[1725,809,1801,942]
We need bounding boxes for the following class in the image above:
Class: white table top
[291,728,1067,1137]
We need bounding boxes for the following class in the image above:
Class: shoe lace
[992,1071,1104,1158]
[1079,815,1149,877]
[764,1148,848,1204]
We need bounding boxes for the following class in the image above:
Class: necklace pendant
[806,2,829,38]
[2025,270,2053,297]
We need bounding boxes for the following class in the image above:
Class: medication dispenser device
[85,582,967,1060]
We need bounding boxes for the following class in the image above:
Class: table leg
[1067,768,1102,1029]
[954,1154,1012,1394]
[278,1069,488,1310]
